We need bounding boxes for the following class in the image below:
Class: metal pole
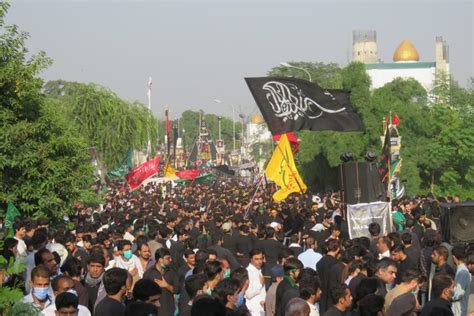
[280,63,312,82]
[146,77,152,158]
[241,116,244,157]
[244,175,263,220]
[232,105,236,151]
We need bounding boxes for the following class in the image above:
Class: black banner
[379,126,390,184]
[245,77,365,135]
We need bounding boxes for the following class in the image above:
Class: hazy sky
[6,0,473,119]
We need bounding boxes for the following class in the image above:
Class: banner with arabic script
[347,201,391,239]
[125,156,160,191]
[245,77,365,135]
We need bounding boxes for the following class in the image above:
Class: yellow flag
[265,134,307,202]
[164,159,177,178]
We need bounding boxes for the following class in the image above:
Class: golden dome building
[250,114,265,125]
[247,113,271,144]
[352,31,450,91]
[393,40,420,62]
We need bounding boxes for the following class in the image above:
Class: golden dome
[250,114,265,124]
[393,40,420,62]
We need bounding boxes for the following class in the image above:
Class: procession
[1,1,474,316]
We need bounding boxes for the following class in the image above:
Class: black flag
[245,77,365,135]
[212,165,235,176]
[379,125,391,184]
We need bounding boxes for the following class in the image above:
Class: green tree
[371,77,430,195]
[44,80,160,169]
[268,62,369,190]
[0,2,95,218]
[179,110,242,153]
[420,73,474,198]
[265,60,474,198]
[268,62,343,88]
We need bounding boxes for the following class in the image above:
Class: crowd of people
[1,178,473,316]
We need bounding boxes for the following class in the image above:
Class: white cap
[222,222,232,232]
[312,195,321,203]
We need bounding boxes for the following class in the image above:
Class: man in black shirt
[170,226,187,268]
[275,258,303,316]
[235,224,254,267]
[222,222,239,255]
[208,231,240,270]
[401,232,420,268]
[390,244,418,284]
[177,249,196,286]
[432,246,456,279]
[180,274,207,316]
[82,252,106,314]
[309,214,333,249]
[143,248,179,316]
[260,227,287,270]
[323,284,352,316]
[94,267,130,316]
[316,239,341,313]
[132,279,162,308]
[421,273,455,316]
[368,223,381,258]
[374,258,398,298]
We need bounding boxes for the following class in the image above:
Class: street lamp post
[280,62,312,82]
[239,114,245,159]
[214,99,236,151]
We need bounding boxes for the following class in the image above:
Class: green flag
[5,202,21,237]
[390,159,402,179]
[107,148,133,178]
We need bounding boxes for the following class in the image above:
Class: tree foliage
[267,61,474,199]
[0,2,96,218]
[179,110,242,152]
[44,80,159,169]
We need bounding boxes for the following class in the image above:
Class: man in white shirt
[246,249,266,316]
[22,265,53,311]
[13,221,28,259]
[377,236,392,260]
[113,240,144,279]
[298,238,322,271]
[41,275,90,316]
[25,232,48,293]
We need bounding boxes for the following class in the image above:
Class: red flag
[176,169,202,180]
[272,132,300,153]
[392,114,400,126]
[125,157,160,191]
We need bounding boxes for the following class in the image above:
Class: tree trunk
[431,172,435,194]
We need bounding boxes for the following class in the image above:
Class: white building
[247,114,272,144]
[352,31,450,91]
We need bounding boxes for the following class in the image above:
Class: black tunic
[94,296,125,316]
[143,265,179,316]
[316,254,339,313]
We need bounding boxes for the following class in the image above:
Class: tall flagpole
[147,77,152,158]
[388,112,392,202]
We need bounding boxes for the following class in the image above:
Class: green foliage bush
[268,62,474,199]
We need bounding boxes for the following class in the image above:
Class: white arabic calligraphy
[262,81,346,121]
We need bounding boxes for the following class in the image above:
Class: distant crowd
[1,179,473,316]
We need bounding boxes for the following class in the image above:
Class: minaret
[435,36,450,76]
[352,30,378,64]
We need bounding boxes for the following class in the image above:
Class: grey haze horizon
[6,0,473,120]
